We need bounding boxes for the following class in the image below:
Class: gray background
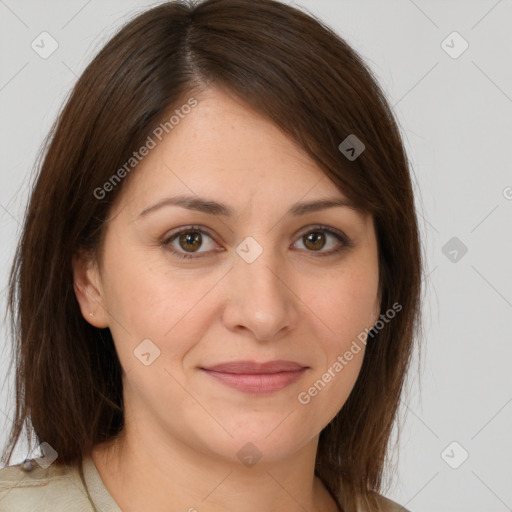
[1,1,511,511]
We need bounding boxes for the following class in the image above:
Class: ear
[72,251,109,329]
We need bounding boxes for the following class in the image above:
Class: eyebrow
[138,194,357,219]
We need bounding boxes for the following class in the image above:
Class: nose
[221,244,300,342]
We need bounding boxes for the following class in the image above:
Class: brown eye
[163,225,353,260]
[302,231,326,251]
[163,226,218,259]
[178,231,202,252]
[293,226,353,257]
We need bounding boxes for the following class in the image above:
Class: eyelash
[161,224,354,260]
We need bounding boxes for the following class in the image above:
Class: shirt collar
[81,454,122,512]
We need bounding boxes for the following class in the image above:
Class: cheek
[100,243,222,364]
[298,261,378,416]
[314,260,379,351]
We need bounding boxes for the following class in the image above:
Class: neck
[91,427,339,512]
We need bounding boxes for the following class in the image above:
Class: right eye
[162,226,221,259]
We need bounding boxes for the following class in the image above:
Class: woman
[0,0,422,511]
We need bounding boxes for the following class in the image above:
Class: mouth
[199,360,309,394]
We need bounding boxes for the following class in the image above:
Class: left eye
[162,225,352,260]
[293,228,347,255]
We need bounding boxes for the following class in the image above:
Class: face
[74,86,380,466]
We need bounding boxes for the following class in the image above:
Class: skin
[73,86,381,512]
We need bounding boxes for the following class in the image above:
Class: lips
[200,360,308,374]
[200,360,309,394]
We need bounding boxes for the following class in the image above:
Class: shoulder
[0,458,93,512]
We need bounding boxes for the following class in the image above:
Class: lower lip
[201,368,307,394]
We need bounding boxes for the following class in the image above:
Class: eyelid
[161,225,220,259]
[291,224,355,258]
[161,224,354,259]
[293,224,353,247]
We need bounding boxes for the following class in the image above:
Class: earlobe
[72,252,109,328]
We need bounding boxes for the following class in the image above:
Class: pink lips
[200,360,308,394]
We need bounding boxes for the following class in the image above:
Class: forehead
[111,87,356,221]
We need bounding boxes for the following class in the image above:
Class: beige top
[0,455,121,512]
[0,455,409,511]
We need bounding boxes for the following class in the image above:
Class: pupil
[180,231,201,252]
[305,232,325,250]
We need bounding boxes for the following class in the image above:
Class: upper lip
[201,360,308,374]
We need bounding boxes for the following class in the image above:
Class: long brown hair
[2,1,423,510]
